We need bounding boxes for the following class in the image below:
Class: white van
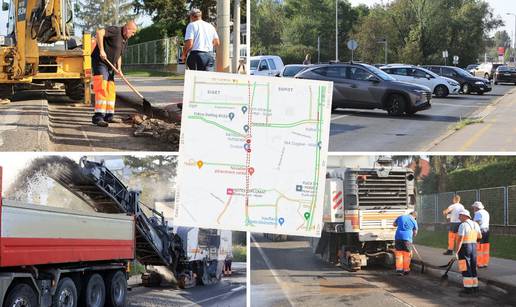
[250,55,285,76]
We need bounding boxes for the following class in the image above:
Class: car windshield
[363,64,396,81]
[497,66,516,72]
[456,68,473,77]
[282,66,307,77]
[418,67,439,78]
[251,60,260,70]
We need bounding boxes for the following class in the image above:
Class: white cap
[189,8,202,16]
[458,209,471,219]
[472,201,484,210]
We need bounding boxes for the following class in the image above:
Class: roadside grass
[454,117,484,130]
[123,69,184,80]
[415,228,516,261]
[232,244,247,262]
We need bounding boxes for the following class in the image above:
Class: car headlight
[475,81,484,85]
[447,80,459,86]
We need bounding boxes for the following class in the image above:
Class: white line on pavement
[183,285,246,307]
[251,234,296,306]
[331,114,350,121]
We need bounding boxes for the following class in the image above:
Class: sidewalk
[429,86,516,151]
[116,77,183,115]
[413,244,516,293]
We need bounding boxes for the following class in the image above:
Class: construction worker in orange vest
[455,209,482,296]
[472,201,490,268]
[442,195,464,255]
[91,21,137,127]
[393,211,418,275]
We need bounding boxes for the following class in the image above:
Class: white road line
[251,234,296,306]
[331,114,350,121]
[183,285,246,307]
[432,102,480,108]
[80,126,96,151]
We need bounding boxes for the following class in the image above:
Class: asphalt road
[127,273,246,307]
[0,90,176,151]
[251,234,515,307]
[328,85,513,151]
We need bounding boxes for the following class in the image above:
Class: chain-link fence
[123,38,180,66]
[418,186,514,226]
[123,38,248,67]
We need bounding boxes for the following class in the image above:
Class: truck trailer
[311,158,416,271]
[0,157,231,306]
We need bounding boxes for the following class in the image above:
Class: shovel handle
[103,58,145,100]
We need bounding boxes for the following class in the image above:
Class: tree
[74,0,139,32]
[123,156,177,206]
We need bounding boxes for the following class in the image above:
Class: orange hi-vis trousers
[395,250,412,272]
[448,231,456,250]
[93,75,116,116]
[477,229,490,267]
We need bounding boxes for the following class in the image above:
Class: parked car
[423,65,491,95]
[380,65,460,98]
[465,64,479,75]
[295,63,432,116]
[280,64,310,77]
[471,63,504,80]
[250,55,285,76]
[494,66,516,85]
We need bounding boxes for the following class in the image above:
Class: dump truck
[0,0,91,102]
[311,157,416,271]
[0,157,230,306]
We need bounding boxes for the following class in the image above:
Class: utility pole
[232,0,240,73]
[317,36,321,64]
[335,0,338,62]
[217,0,231,72]
[508,13,516,64]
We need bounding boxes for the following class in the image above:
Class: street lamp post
[377,38,388,65]
[335,0,338,62]
[507,13,516,64]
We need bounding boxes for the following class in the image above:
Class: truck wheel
[0,85,14,100]
[64,80,85,101]
[83,274,105,307]
[52,277,77,307]
[386,94,406,116]
[105,271,127,307]
[4,283,38,307]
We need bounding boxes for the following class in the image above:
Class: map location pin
[248,167,255,175]
[244,143,250,151]
[304,212,310,220]
[229,112,235,121]
[242,106,248,114]
[243,125,249,133]
[278,218,285,226]
[197,160,204,169]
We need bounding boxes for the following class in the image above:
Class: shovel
[440,258,456,285]
[103,58,153,117]
[412,245,425,274]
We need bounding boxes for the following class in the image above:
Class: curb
[420,88,515,151]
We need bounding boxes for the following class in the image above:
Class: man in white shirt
[182,8,220,71]
[472,201,490,268]
[442,195,465,255]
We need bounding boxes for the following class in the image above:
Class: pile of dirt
[125,114,181,151]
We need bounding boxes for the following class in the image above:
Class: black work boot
[104,114,122,123]
[92,113,109,127]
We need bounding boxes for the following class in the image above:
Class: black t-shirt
[92,26,127,66]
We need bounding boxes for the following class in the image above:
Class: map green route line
[306,85,325,231]
[253,120,319,128]
[193,81,269,87]
[187,115,246,137]
[203,162,247,168]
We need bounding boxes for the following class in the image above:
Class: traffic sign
[442,50,449,58]
[453,56,459,65]
[347,40,358,51]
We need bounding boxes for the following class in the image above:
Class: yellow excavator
[0,0,91,103]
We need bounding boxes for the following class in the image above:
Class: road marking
[251,234,296,306]
[433,102,480,108]
[80,126,96,151]
[182,285,246,307]
[459,123,493,151]
[331,114,350,121]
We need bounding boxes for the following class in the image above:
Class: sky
[0,0,515,40]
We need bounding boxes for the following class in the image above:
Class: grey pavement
[251,234,515,307]
[413,244,516,293]
[428,85,516,151]
[328,85,512,152]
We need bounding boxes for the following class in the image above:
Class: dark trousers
[458,243,478,291]
[187,51,214,71]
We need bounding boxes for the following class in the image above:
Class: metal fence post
[434,194,438,223]
[505,186,509,225]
